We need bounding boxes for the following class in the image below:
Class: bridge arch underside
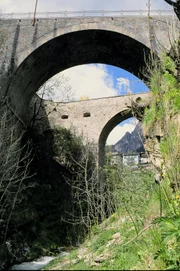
[9,29,151,115]
[98,109,133,167]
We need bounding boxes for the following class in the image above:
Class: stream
[10,252,69,270]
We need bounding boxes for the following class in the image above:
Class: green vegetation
[144,52,180,187]
[43,165,180,270]
[0,122,99,269]
[44,42,180,270]
[143,42,180,269]
[43,168,165,270]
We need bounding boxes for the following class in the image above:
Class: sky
[0,0,171,13]
[0,0,173,145]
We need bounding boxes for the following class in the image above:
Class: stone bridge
[36,92,151,165]
[0,10,179,119]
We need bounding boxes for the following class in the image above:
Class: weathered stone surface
[0,14,178,167]
[0,15,179,116]
[30,93,151,165]
[144,113,180,172]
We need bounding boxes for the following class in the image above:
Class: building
[122,153,140,166]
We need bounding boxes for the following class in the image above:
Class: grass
[43,217,165,270]
[43,169,174,270]
[43,199,166,270]
[90,228,117,253]
[43,50,180,271]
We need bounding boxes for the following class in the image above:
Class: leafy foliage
[153,215,180,270]
[144,49,180,188]
[53,127,85,171]
[144,40,180,270]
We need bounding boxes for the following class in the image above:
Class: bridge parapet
[1,9,175,19]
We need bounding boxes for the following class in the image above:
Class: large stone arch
[7,27,152,116]
[15,20,152,67]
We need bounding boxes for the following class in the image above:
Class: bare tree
[37,73,74,102]
[27,72,75,131]
[0,28,7,58]
[0,104,32,246]
[60,138,116,234]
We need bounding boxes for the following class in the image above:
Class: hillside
[43,169,165,271]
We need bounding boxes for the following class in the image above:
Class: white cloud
[125,118,139,126]
[51,64,118,100]
[38,64,118,101]
[106,122,137,145]
[116,77,131,95]
[0,0,169,14]
[0,0,10,4]
[0,0,12,12]
[0,0,30,13]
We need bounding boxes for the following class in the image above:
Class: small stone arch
[98,109,133,167]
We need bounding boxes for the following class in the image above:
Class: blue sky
[105,65,149,95]
[1,0,174,145]
[41,64,149,101]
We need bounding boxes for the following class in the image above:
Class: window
[136,97,142,103]
[61,114,68,119]
[83,112,91,117]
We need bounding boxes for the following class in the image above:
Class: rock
[155,172,161,184]
[106,232,122,247]
[90,262,100,267]
[94,257,105,263]
[106,239,115,248]
[94,254,108,263]
[112,232,121,239]
[71,259,79,264]
[59,251,69,257]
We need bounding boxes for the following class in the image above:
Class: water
[10,252,69,270]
